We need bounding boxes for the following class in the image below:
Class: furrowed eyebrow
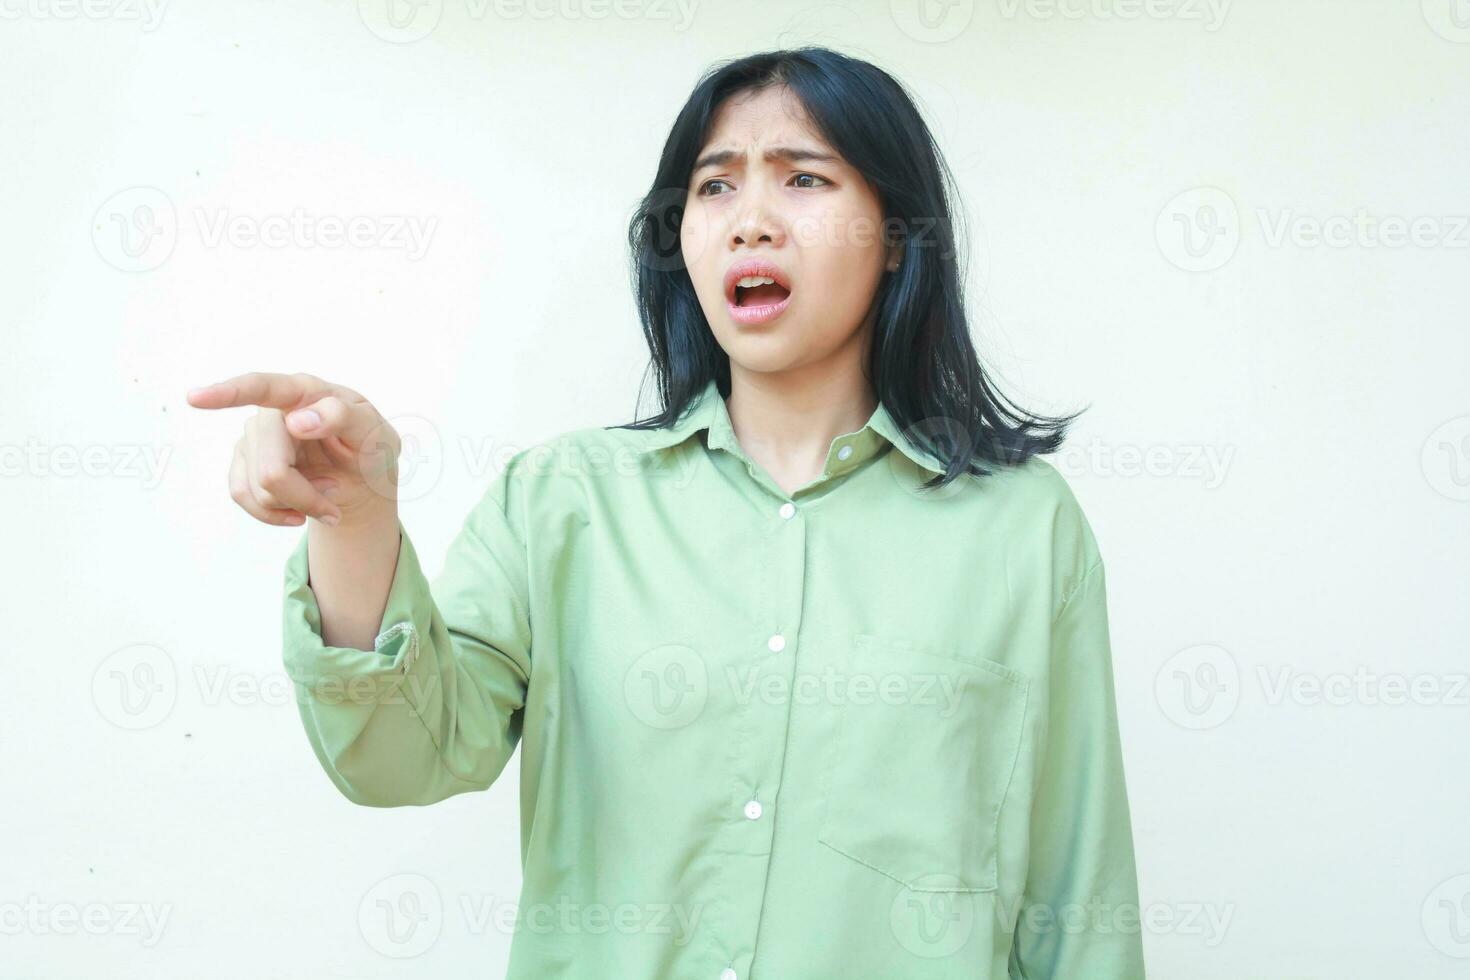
[691,145,839,175]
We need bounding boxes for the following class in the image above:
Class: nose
[729,184,787,250]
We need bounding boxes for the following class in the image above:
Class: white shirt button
[778,502,796,519]
[837,444,853,460]
[767,633,786,652]
[720,970,738,980]
[744,799,762,820]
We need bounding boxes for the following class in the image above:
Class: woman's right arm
[306,508,402,654]
[188,372,532,807]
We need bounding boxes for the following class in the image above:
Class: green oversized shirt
[282,377,1145,979]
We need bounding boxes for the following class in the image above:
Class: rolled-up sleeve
[281,462,532,808]
[1009,559,1146,979]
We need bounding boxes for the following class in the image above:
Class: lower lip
[727,292,792,325]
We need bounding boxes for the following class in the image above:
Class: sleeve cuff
[282,517,432,705]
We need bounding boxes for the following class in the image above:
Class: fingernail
[292,409,321,431]
[319,512,340,527]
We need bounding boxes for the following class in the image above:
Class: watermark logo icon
[637,186,698,275]
[359,0,442,43]
[359,873,443,958]
[93,643,177,731]
[1423,0,1470,42]
[371,414,443,504]
[1421,416,1470,502]
[1155,643,1239,730]
[886,414,971,501]
[624,644,707,729]
[890,0,975,43]
[1422,873,1470,958]
[1156,187,1239,272]
[93,186,177,272]
[890,872,974,957]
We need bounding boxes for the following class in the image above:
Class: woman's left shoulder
[978,453,1093,525]
[975,453,1104,586]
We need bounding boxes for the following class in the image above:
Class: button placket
[712,455,809,980]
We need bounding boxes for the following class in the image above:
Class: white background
[3,1,1468,977]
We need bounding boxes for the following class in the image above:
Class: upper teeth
[736,275,778,288]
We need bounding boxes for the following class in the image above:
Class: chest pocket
[817,632,1030,893]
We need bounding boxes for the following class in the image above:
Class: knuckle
[364,413,394,439]
[256,461,291,490]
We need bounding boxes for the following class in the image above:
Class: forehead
[699,85,828,151]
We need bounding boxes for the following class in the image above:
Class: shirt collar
[635,377,948,477]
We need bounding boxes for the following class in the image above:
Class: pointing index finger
[187,372,337,411]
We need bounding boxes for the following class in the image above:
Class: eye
[696,173,832,197]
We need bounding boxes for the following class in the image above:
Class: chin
[725,335,817,372]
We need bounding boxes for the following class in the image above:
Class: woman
[188,46,1143,980]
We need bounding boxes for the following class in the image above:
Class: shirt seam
[393,624,504,791]
[1052,557,1103,624]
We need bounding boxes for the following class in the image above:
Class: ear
[884,241,904,272]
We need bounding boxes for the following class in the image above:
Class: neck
[723,357,876,484]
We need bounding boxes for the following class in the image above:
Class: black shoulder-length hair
[612,45,1084,490]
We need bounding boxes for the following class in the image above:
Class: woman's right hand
[186,371,401,528]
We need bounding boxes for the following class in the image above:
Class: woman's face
[680,85,899,376]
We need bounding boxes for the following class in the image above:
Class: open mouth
[734,281,792,307]
[723,261,794,325]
